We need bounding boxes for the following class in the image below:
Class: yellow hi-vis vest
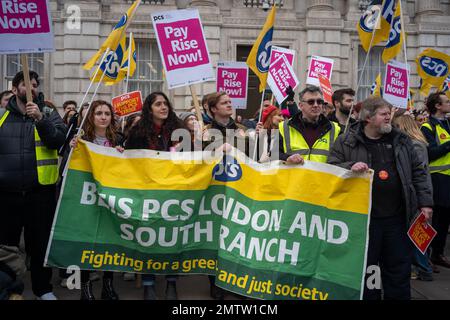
[279,120,341,163]
[0,110,58,185]
[422,122,450,175]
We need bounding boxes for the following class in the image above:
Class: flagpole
[63,0,143,177]
[252,89,266,161]
[398,0,408,67]
[79,0,142,133]
[125,32,133,94]
[398,0,411,107]
[78,71,108,133]
[62,69,108,178]
[345,12,381,133]
[58,48,111,155]
[79,48,110,113]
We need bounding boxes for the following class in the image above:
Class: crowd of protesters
[1,70,450,301]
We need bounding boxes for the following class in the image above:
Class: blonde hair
[393,115,428,145]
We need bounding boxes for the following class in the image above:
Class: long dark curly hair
[82,100,117,146]
[126,92,185,150]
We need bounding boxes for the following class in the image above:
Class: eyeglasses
[302,99,324,106]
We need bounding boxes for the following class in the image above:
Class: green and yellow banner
[45,140,372,300]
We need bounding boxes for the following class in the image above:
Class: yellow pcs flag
[439,73,450,99]
[246,6,277,92]
[416,48,450,96]
[91,35,127,85]
[407,89,415,110]
[419,79,433,97]
[440,75,450,98]
[370,73,382,97]
[83,0,140,71]
[357,0,384,52]
[382,1,403,63]
[374,0,398,47]
[119,33,137,81]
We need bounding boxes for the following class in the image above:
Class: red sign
[317,74,333,104]
[112,91,143,117]
[407,212,437,255]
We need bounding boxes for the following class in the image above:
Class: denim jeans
[412,248,432,275]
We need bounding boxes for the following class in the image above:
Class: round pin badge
[378,170,389,180]
[440,133,447,140]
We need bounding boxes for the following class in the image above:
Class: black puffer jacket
[421,116,450,207]
[0,95,66,192]
[328,122,433,225]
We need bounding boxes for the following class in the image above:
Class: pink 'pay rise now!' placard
[0,0,50,34]
[267,55,300,105]
[216,61,248,109]
[155,18,210,72]
[383,61,409,109]
[217,67,247,99]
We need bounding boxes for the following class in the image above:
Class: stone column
[416,0,443,16]
[307,0,334,11]
[346,0,362,21]
[175,0,190,9]
[295,0,307,16]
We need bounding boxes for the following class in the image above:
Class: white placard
[383,60,409,109]
[267,54,300,105]
[0,0,55,54]
[306,56,334,86]
[216,61,248,110]
[152,9,215,89]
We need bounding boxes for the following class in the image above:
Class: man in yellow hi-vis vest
[278,86,341,164]
[0,71,66,300]
[421,92,450,270]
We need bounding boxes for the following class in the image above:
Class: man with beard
[0,71,66,300]
[329,88,356,130]
[328,97,433,300]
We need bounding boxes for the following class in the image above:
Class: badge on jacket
[378,170,389,180]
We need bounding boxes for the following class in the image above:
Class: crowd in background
[1,70,450,301]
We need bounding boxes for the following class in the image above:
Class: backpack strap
[0,108,8,127]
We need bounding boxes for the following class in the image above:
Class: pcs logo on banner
[212,155,242,182]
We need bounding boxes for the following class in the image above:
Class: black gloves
[285,86,295,103]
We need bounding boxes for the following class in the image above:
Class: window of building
[243,0,284,8]
[4,53,45,90]
[127,39,164,97]
[357,46,385,101]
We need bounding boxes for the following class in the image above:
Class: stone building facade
[1,0,449,117]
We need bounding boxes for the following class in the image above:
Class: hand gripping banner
[45,141,372,300]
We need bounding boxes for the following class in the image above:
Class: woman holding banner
[70,100,123,300]
[250,105,283,163]
[125,92,185,300]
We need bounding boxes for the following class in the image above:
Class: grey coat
[328,122,433,225]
